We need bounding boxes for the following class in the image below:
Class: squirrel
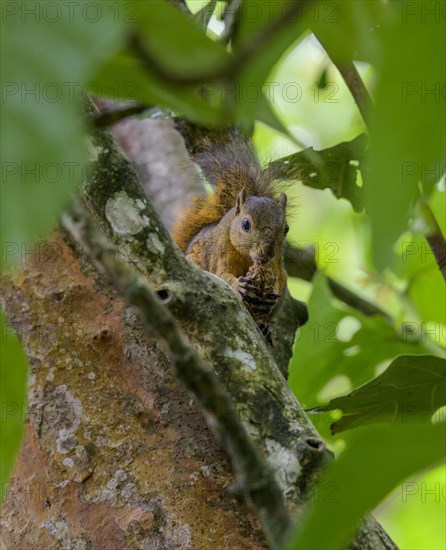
[171,137,289,343]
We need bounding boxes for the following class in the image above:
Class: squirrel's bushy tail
[171,137,279,252]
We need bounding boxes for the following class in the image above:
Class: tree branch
[333,61,373,126]
[313,32,373,127]
[107,112,207,231]
[62,205,293,549]
[327,277,391,319]
[219,0,243,43]
[415,194,446,282]
[284,243,392,319]
[91,103,152,129]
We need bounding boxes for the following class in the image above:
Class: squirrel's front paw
[236,276,258,300]
[237,277,280,316]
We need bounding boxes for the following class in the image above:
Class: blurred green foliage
[283,423,445,550]
[2,0,445,547]
[1,0,123,246]
[377,463,446,550]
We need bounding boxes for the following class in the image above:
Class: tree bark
[0,104,396,549]
[1,232,271,549]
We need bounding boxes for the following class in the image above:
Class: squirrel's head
[230,188,289,264]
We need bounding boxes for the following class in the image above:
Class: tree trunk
[1,233,269,549]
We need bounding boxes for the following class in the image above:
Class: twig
[62,206,293,550]
[219,0,242,43]
[91,104,152,128]
[415,194,446,282]
[314,32,373,126]
[334,61,373,126]
[284,244,391,319]
[327,278,391,319]
[193,0,218,31]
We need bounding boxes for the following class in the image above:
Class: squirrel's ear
[236,188,246,214]
[279,192,287,209]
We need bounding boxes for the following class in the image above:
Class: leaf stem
[414,194,446,282]
[313,35,373,127]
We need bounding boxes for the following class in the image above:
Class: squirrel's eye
[241,218,251,232]
[284,223,290,235]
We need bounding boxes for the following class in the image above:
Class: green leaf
[394,233,446,326]
[0,312,28,502]
[233,0,306,59]
[269,136,367,211]
[284,422,446,550]
[308,0,390,64]
[1,1,124,258]
[408,268,446,327]
[366,12,446,268]
[312,355,446,433]
[134,0,228,79]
